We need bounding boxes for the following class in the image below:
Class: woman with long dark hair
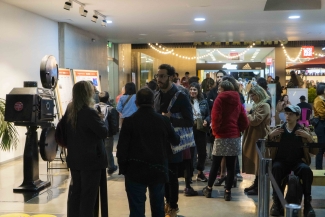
[203,81,248,201]
[117,82,138,126]
[287,70,301,88]
[189,82,210,183]
[66,81,108,217]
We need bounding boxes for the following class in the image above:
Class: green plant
[308,88,317,103]
[0,98,19,151]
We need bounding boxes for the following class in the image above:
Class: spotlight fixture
[101,20,107,27]
[92,12,98,23]
[79,6,88,17]
[64,0,72,10]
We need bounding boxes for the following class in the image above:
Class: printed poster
[73,69,101,92]
[56,68,74,118]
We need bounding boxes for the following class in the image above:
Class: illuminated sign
[301,46,314,58]
[222,63,237,69]
[266,57,273,66]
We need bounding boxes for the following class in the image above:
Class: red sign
[14,102,23,111]
[266,58,273,66]
[301,46,314,58]
[229,52,239,60]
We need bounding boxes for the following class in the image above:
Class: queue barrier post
[285,204,301,217]
[257,139,272,217]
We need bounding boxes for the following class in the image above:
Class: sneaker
[165,208,178,217]
[184,187,198,196]
[196,173,208,182]
[236,173,243,181]
[202,186,212,198]
[107,165,118,175]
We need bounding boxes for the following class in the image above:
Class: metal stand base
[13,125,51,192]
[14,179,51,192]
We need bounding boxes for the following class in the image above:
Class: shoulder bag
[167,91,196,154]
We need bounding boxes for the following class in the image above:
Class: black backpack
[107,106,119,136]
[285,171,303,204]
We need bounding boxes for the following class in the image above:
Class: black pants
[272,161,313,198]
[165,163,179,209]
[207,156,236,191]
[68,169,102,217]
[193,127,207,171]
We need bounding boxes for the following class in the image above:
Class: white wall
[0,2,59,163]
[58,23,109,91]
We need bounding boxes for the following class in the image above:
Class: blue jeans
[125,178,165,217]
[104,137,116,171]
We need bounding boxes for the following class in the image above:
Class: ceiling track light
[79,6,88,17]
[92,12,98,23]
[101,19,107,27]
[64,0,72,10]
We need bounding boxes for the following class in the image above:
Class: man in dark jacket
[207,70,227,110]
[154,64,194,217]
[117,87,180,217]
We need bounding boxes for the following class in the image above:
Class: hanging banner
[301,46,314,58]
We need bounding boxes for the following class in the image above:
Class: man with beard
[207,70,227,111]
[154,64,193,217]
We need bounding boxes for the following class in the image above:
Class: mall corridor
[0,136,324,217]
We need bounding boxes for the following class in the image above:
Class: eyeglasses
[154,74,169,79]
[216,76,223,78]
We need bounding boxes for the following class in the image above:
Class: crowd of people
[59,66,324,217]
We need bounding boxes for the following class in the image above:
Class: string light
[215,43,255,59]
[148,43,174,54]
[148,43,255,60]
[280,42,302,62]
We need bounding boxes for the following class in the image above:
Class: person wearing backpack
[97,91,119,175]
[266,105,318,217]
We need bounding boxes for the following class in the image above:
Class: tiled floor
[0,136,324,217]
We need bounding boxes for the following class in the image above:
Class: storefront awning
[286,56,325,69]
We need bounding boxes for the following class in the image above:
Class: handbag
[310,117,319,127]
[196,118,209,133]
[167,91,196,154]
[55,114,68,148]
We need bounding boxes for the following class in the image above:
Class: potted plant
[0,98,19,151]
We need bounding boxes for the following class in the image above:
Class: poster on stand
[73,69,101,92]
[56,68,74,118]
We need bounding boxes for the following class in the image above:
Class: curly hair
[189,82,204,102]
[67,80,95,129]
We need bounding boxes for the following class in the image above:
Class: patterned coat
[242,103,271,175]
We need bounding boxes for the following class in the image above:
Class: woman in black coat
[66,81,108,217]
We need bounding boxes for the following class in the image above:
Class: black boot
[304,195,316,217]
[244,176,258,193]
[270,195,283,216]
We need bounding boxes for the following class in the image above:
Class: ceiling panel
[1,0,325,43]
